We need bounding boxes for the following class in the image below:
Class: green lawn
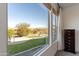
[8,37,48,55]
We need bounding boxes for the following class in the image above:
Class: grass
[8,37,48,55]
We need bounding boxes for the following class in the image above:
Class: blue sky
[8,3,48,28]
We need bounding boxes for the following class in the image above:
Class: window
[51,13,58,43]
[8,3,48,56]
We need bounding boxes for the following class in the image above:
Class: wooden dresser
[64,29,75,53]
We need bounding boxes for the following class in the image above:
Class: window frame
[7,3,49,56]
[7,3,58,56]
[51,13,58,43]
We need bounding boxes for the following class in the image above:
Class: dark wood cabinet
[64,29,75,53]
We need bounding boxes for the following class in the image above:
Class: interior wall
[0,3,7,55]
[62,5,79,52]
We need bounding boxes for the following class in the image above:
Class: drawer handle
[68,37,71,39]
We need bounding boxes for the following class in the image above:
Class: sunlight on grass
[8,37,48,55]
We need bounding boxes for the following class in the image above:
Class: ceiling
[59,3,79,9]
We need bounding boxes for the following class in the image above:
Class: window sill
[13,45,45,56]
[34,39,58,56]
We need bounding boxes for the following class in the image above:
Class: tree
[32,28,48,36]
[8,28,15,40]
[32,28,38,34]
[16,23,30,37]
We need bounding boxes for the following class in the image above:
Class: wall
[0,3,7,55]
[62,5,79,52]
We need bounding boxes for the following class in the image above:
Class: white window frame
[7,3,58,56]
[51,13,58,43]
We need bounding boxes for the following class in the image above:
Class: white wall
[0,3,7,55]
[62,5,79,52]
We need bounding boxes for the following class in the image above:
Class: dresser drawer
[64,33,74,37]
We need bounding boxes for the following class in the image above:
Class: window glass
[8,3,48,56]
[52,13,57,42]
